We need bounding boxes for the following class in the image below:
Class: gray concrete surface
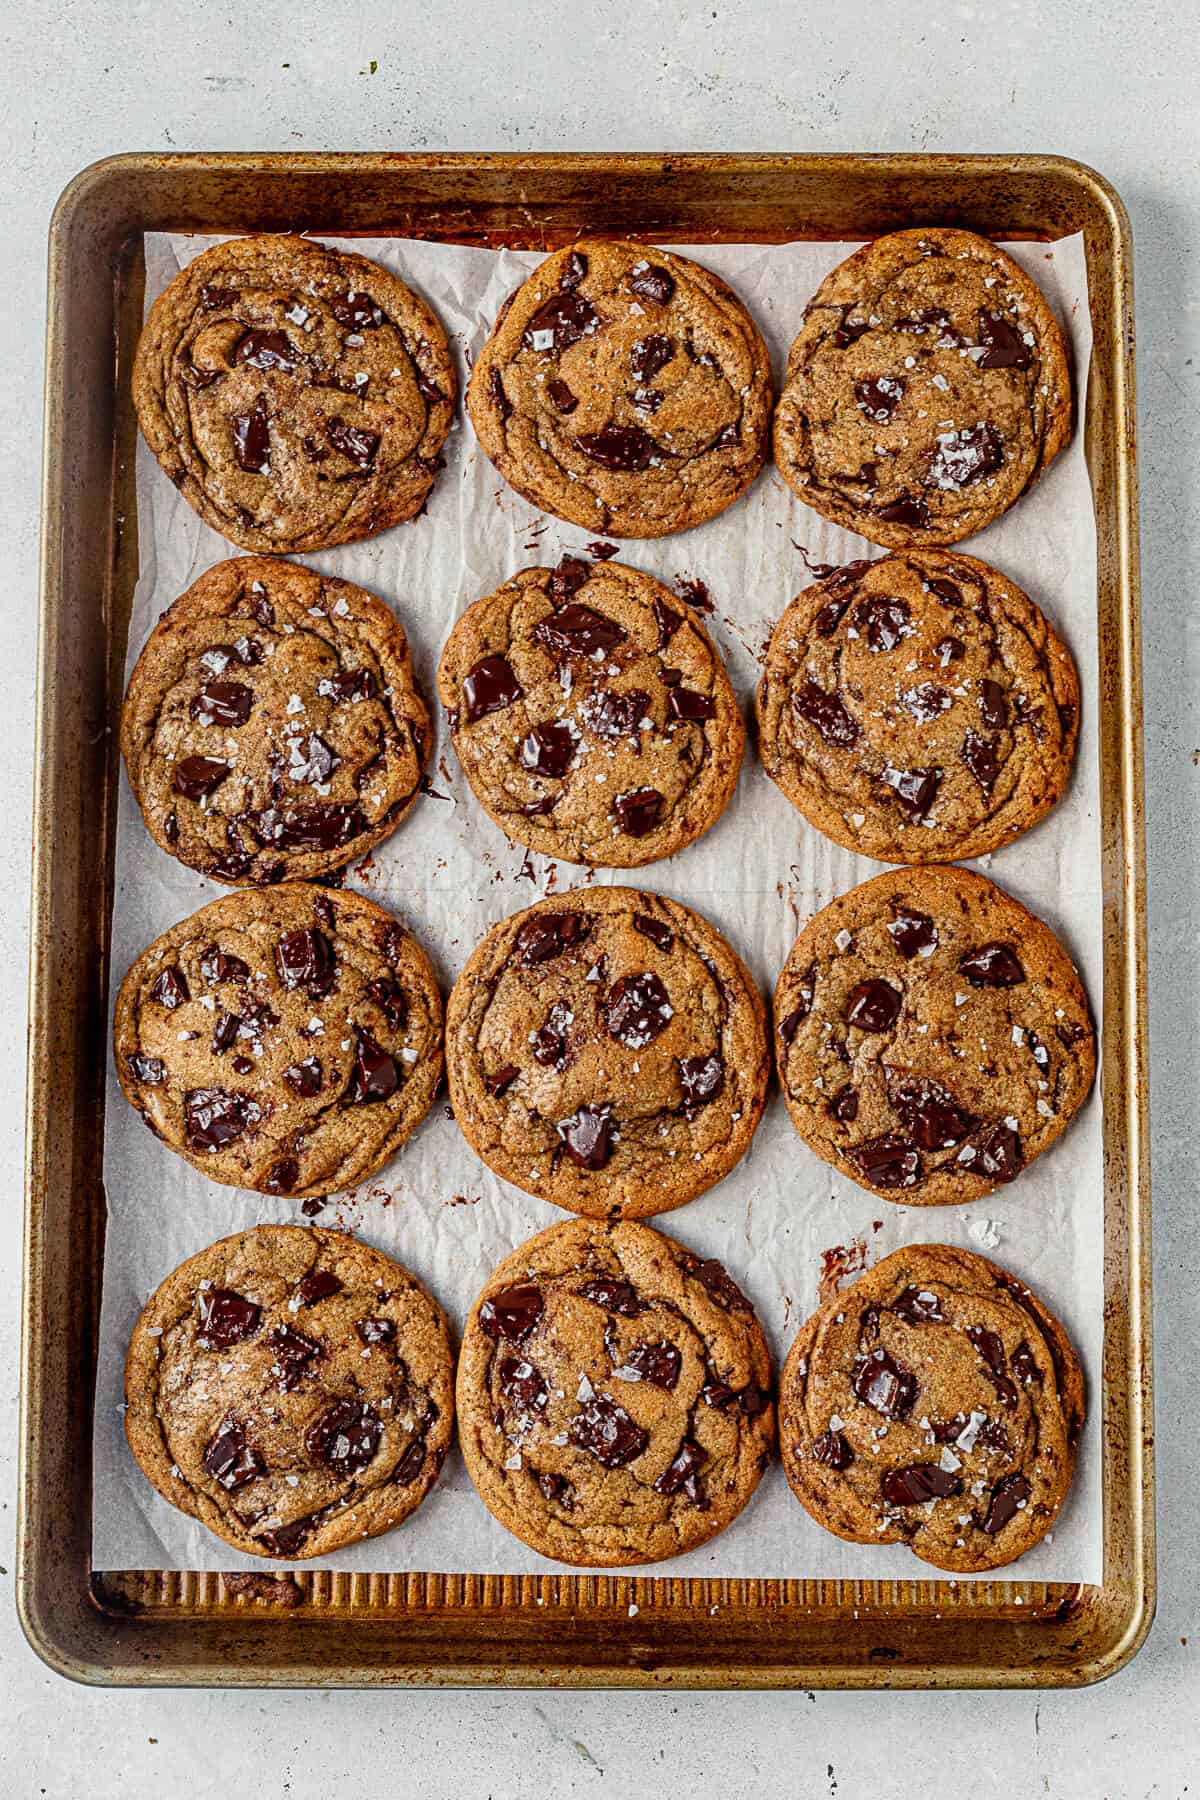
[1,2,1196,1795]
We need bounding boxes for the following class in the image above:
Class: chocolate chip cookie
[114,884,443,1199]
[779,1243,1084,1572]
[121,556,430,886]
[773,229,1071,547]
[756,549,1079,863]
[467,239,772,538]
[125,1224,454,1559]
[446,887,769,1218]
[457,1217,774,1566]
[437,556,743,866]
[773,867,1094,1205]
[133,235,455,553]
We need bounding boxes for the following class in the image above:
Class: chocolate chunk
[393,1439,427,1485]
[778,1000,810,1044]
[633,914,673,951]
[579,1277,645,1317]
[204,1419,263,1491]
[129,1052,167,1085]
[364,977,407,1032]
[479,1283,543,1344]
[534,602,626,657]
[852,1134,922,1190]
[901,682,951,724]
[702,1378,766,1414]
[570,1395,649,1468]
[211,1009,240,1054]
[652,596,684,647]
[684,1255,751,1313]
[935,634,966,664]
[268,1324,321,1390]
[828,1086,859,1122]
[232,396,271,472]
[231,1055,254,1076]
[855,595,912,652]
[534,1467,571,1505]
[971,1119,1024,1184]
[676,577,714,614]
[629,264,675,306]
[275,927,336,997]
[833,308,870,347]
[549,554,592,602]
[667,687,716,722]
[249,592,275,627]
[630,334,674,382]
[297,1269,342,1307]
[236,329,297,373]
[561,250,588,289]
[959,943,1025,988]
[881,765,941,820]
[874,494,929,528]
[979,678,1010,732]
[326,417,380,468]
[575,425,657,471]
[623,1341,682,1390]
[881,1463,962,1505]
[887,907,938,960]
[613,787,663,837]
[283,1057,323,1097]
[489,367,511,421]
[289,732,339,786]
[499,1354,548,1415]
[855,375,905,423]
[547,377,578,413]
[557,1104,614,1170]
[852,1346,917,1419]
[679,1054,724,1116]
[192,681,253,726]
[514,911,589,964]
[306,1398,382,1475]
[197,1287,262,1349]
[174,755,230,800]
[184,1087,257,1152]
[523,291,599,353]
[580,686,650,742]
[813,1429,854,1470]
[890,1074,975,1149]
[255,1517,314,1557]
[1012,1340,1040,1387]
[317,667,376,703]
[249,803,366,851]
[485,1064,519,1099]
[530,999,573,1069]
[983,1473,1031,1534]
[814,591,854,636]
[845,980,902,1032]
[654,1438,707,1500]
[893,1285,945,1324]
[926,423,1004,491]
[978,312,1032,371]
[605,971,673,1048]
[966,1325,1019,1408]
[199,284,238,310]
[347,1028,399,1104]
[962,729,1002,796]
[461,653,523,722]
[329,290,382,329]
[793,680,859,749]
[356,1317,396,1346]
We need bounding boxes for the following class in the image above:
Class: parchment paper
[92,231,1102,1582]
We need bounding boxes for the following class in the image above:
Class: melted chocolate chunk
[364,977,407,1031]
[983,1472,1031,1534]
[926,423,1004,491]
[969,1120,1024,1184]
[520,720,576,778]
[684,1255,751,1314]
[184,1087,257,1152]
[558,1104,614,1170]
[605,971,672,1048]
[575,425,657,471]
[978,678,1009,732]
[347,1028,399,1104]
[814,591,854,636]
[978,312,1032,371]
[198,945,247,989]
[289,732,339,786]
[560,250,588,289]
[855,375,905,422]
[523,291,599,353]
[855,594,912,652]
[852,1347,917,1419]
[633,914,673,951]
[890,1074,975,1149]
[211,1009,240,1054]
[499,1353,548,1414]
[330,290,383,329]
[679,1054,723,1116]
[630,333,674,382]
[794,680,859,748]
[236,329,297,372]
[881,1463,962,1505]
[283,1057,323,1097]
[828,1086,859,1122]
[174,755,230,800]
[966,1326,1019,1409]
[534,602,626,657]
[959,943,1025,988]
[461,653,523,722]
[881,764,941,820]
[852,1134,922,1190]
[652,596,683,647]
[655,1438,708,1501]
[613,787,663,837]
[197,1287,262,1349]
[306,1398,382,1475]
[356,1317,396,1346]
[1012,1340,1040,1387]
[874,494,929,528]
[813,1429,854,1470]
[479,1284,543,1344]
[623,1341,682,1390]
[268,1324,321,1390]
[702,1378,766,1414]
[629,264,675,306]
[893,1285,945,1324]
[777,998,810,1044]
[549,555,591,602]
[514,911,589,964]
[935,634,966,666]
[571,1394,649,1468]
[326,417,380,468]
[577,1277,644,1320]
[255,1517,314,1557]
[204,1419,263,1491]
[232,396,271,472]
[485,1064,519,1098]
[887,907,938,960]
[250,803,366,851]
[489,367,511,421]
[530,999,573,1069]
[297,1269,342,1307]
[845,980,902,1032]
[580,686,650,742]
[129,1052,167,1085]
[275,927,335,997]
[962,729,1002,796]
[832,308,869,347]
[547,378,577,413]
[192,681,253,726]
[667,687,716,722]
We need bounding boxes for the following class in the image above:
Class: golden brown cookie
[121,556,430,886]
[125,1225,454,1559]
[437,555,744,866]
[779,1243,1084,1572]
[446,887,769,1219]
[133,235,455,553]
[113,884,443,1199]
[773,867,1094,1205]
[773,228,1071,547]
[756,549,1079,863]
[467,239,772,537]
[457,1218,774,1566]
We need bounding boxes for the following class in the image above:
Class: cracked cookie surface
[121,555,430,885]
[457,1217,774,1565]
[133,234,455,553]
[437,556,744,866]
[114,884,443,1199]
[125,1225,454,1559]
[773,867,1094,1205]
[446,887,769,1219]
[773,228,1071,547]
[756,549,1079,863]
[779,1243,1083,1572]
[467,239,771,537]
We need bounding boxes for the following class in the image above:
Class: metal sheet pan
[20,152,1151,1688]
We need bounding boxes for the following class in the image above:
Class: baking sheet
[92,230,1102,1583]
